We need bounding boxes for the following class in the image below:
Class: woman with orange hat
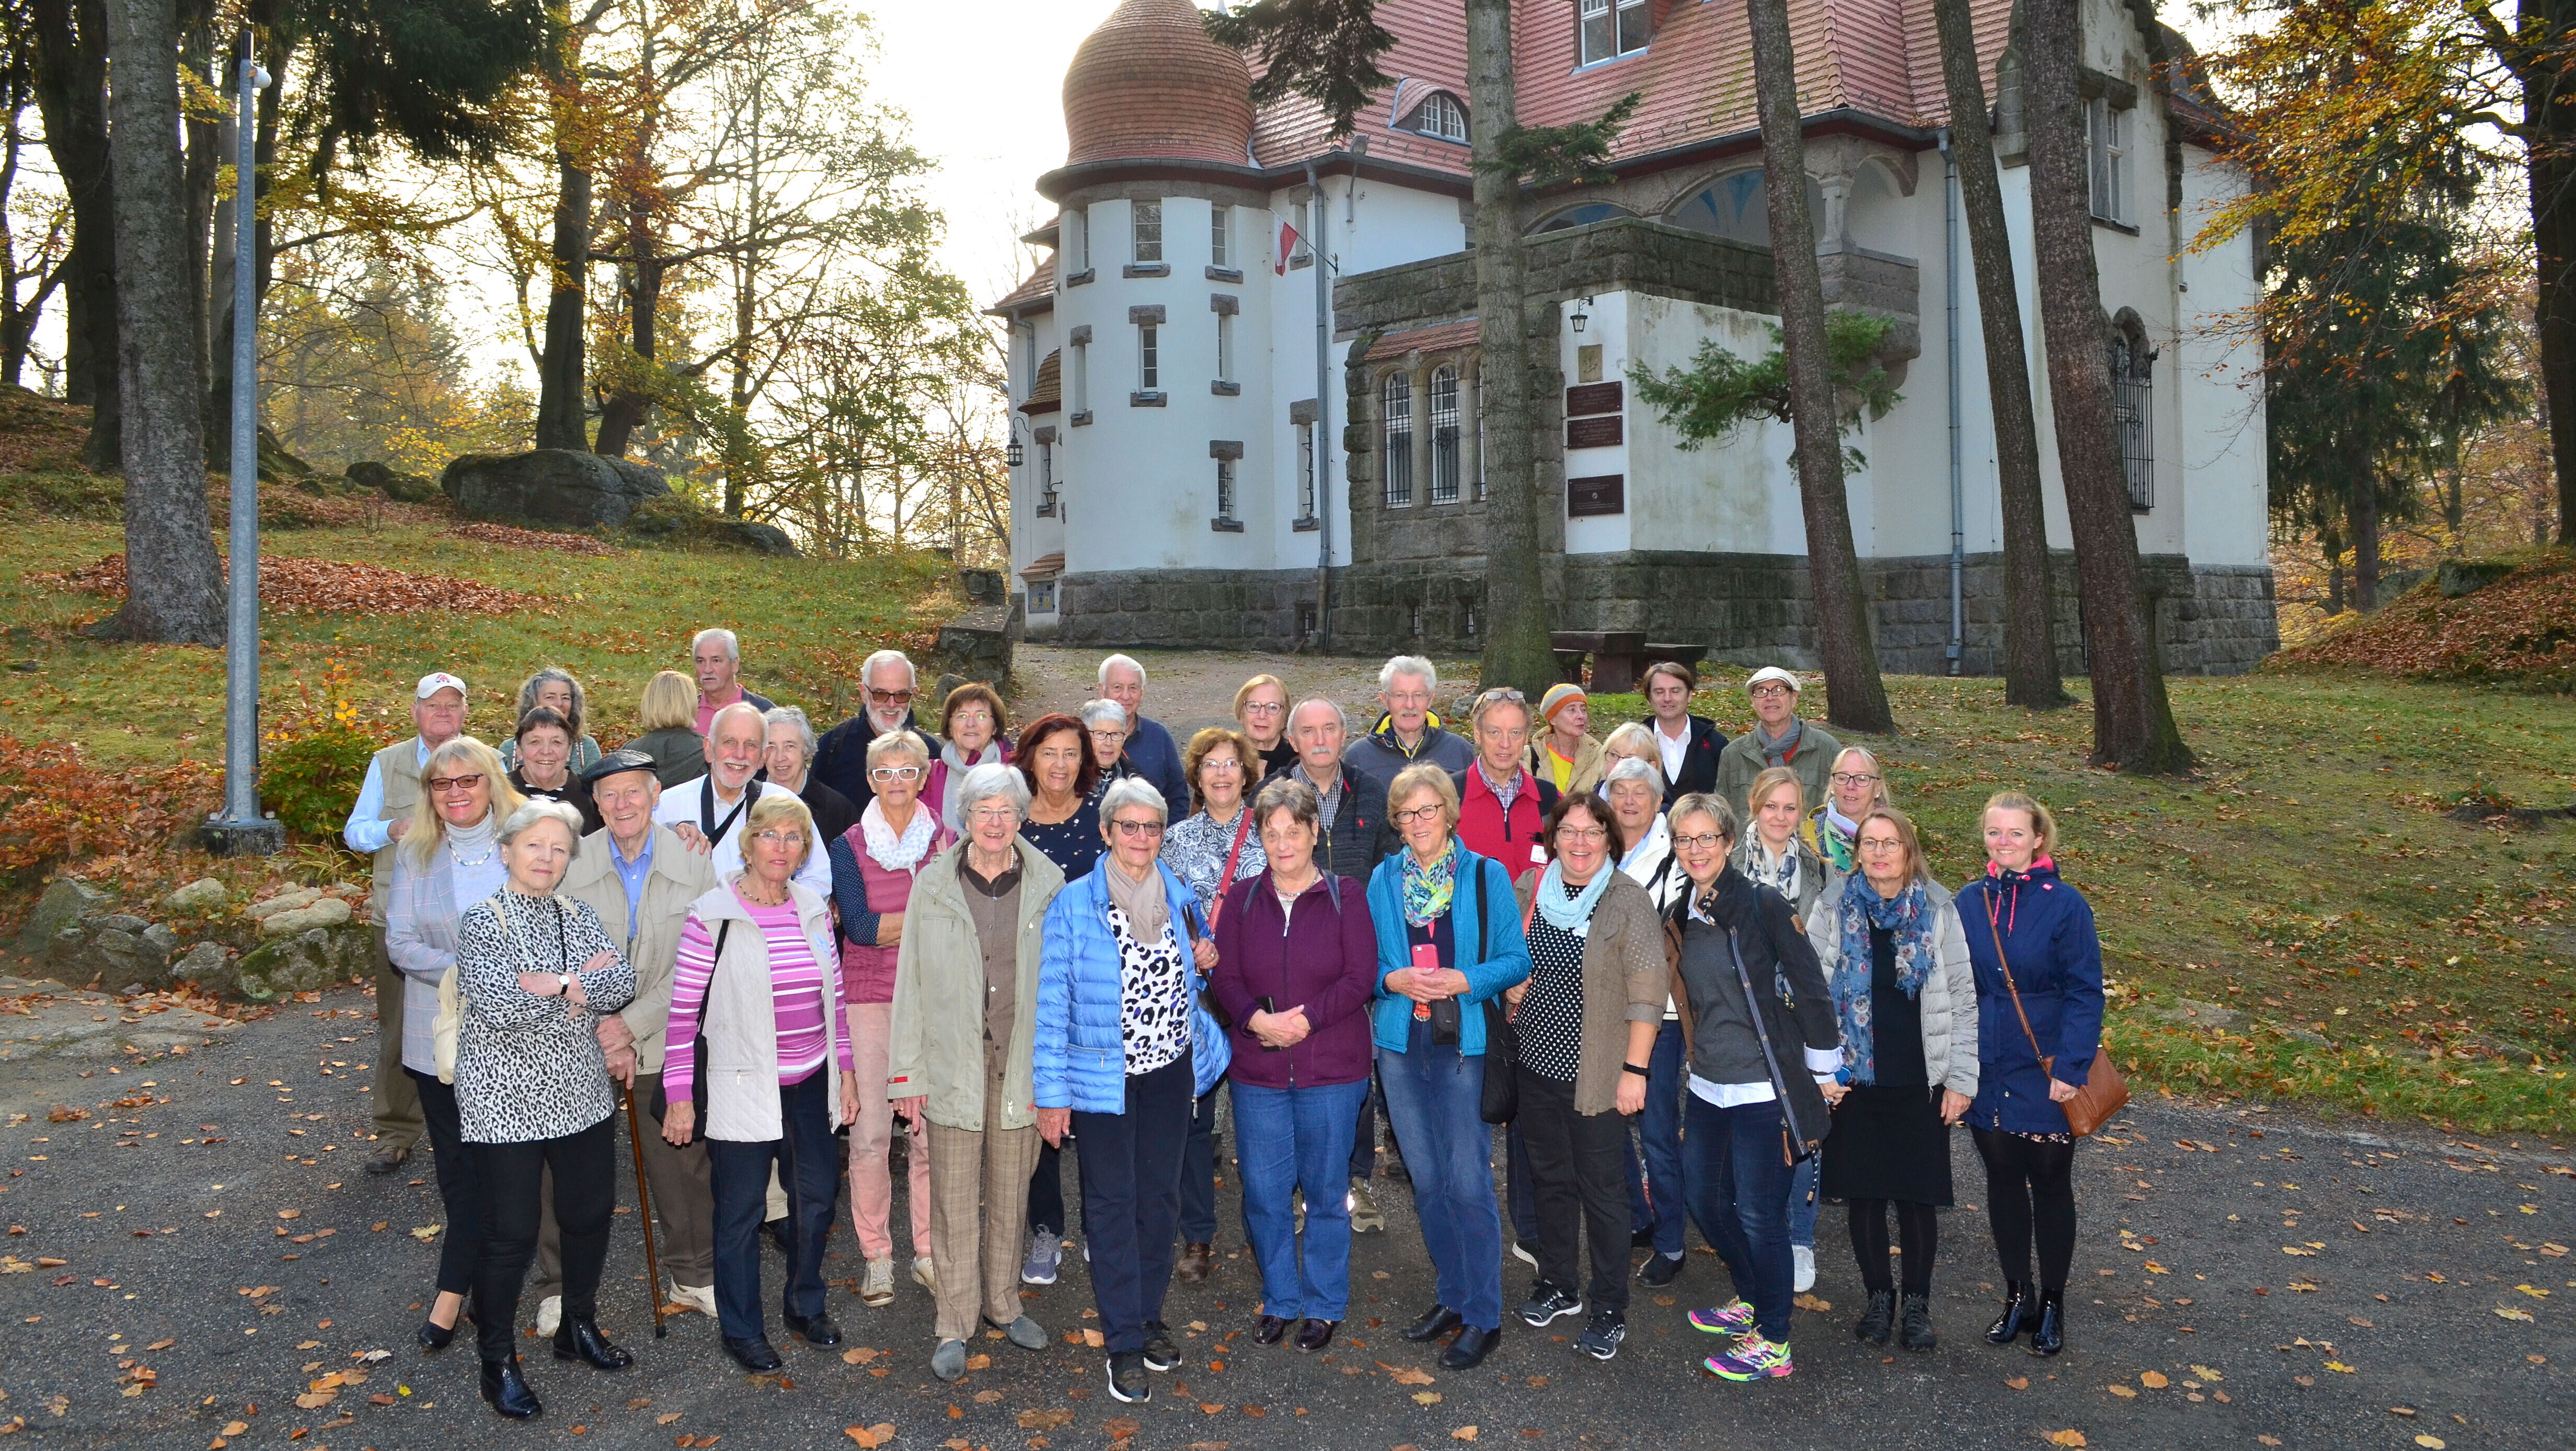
[1529,684,1606,797]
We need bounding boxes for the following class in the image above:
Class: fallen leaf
[1102,1418,1141,1438]
[276,1210,299,1220]
[2415,1438,2446,1450]
[2005,1376,2030,1390]
[964,1354,990,1370]
[1017,1410,1071,1431]
[1082,1329,1105,1349]
[1451,1430,1478,1443]
[657,1412,683,1425]
[1413,1392,1442,1406]
[2515,1284,2550,1298]
[2190,1365,2223,1382]
[2326,1361,2355,1373]
[628,1399,652,1410]
[1381,1363,1436,1387]
[145,1340,174,1352]
[973,1390,1002,1404]
[409,1226,440,1242]
[222,1424,248,1437]
[842,1347,879,1365]
[2043,1434,2087,1448]
[1792,1292,1832,1312]
[2107,1385,2137,1399]
[2259,1438,2283,1447]
[2496,1306,2535,1322]
[2141,1371,2169,1388]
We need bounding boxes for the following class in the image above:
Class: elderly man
[1638,660,1726,806]
[692,628,776,737]
[1448,688,1559,872]
[1343,656,1475,790]
[346,670,469,1175]
[1096,655,1190,821]
[1712,666,1842,819]
[657,701,834,899]
[812,649,927,813]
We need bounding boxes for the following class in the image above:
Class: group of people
[348,641,2106,1418]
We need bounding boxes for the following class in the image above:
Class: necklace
[446,836,496,869]
[739,879,789,908]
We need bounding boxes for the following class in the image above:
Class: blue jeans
[1620,1022,1688,1255]
[1180,1083,1222,1243]
[1683,1093,1800,1344]
[708,1070,842,1345]
[1072,1054,1194,1355]
[1789,1151,1820,1251]
[1232,1077,1369,1321]
[1375,1035,1504,1332]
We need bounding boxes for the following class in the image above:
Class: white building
[990,0,2277,673]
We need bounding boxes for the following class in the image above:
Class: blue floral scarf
[1831,871,1936,1084]
[1401,839,1460,927]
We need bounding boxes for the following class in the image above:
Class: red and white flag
[1275,218,1301,275]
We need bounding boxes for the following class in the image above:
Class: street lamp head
[1570,295,1592,334]
[1006,438,1025,469]
[246,62,271,88]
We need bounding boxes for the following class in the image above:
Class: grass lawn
[1590,668,2575,1141]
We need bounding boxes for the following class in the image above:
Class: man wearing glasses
[812,649,933,812]
[659,700,836,900]
[1712,666,1842,820]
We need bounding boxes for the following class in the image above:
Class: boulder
[717,520,800,556]
[244,886,325,921]
[258,897,351,938]
[2439,557,2520,598]
[82,912,151,935]
[345,460,439,504]
[142,923,181,963]
[169,941,233,993]
[16,878,110,956]
[164,878,229,915]
[48,924,168,991]
[236,923,368,997]
[441,449,671,529]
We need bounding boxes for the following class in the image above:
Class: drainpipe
[1938,127,1966,676]
[1306,155,1335,651]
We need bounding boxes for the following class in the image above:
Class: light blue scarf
[1534,858,1613,933]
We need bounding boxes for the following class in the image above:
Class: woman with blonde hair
[1801,747,1892,882]
[386,736,526,1355]
[627,670,708,787]
[1728,763,1833,1290]
[1232,674,1295,779]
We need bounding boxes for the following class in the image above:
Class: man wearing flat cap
[1712,666,1842,820]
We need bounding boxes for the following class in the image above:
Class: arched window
[2110,317,2153,511]
[1382,372,1414,507]
[1401,91,1468,143]
[1429,364,1462,503]
[1531,202,1636,235]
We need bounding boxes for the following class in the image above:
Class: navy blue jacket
[1122,714,1193,827]
[1956,862,2104,1135]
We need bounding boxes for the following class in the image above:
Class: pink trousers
[845,1001,932,1259]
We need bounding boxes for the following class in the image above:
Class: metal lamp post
[201,48,284,857]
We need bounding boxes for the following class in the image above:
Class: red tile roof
[1365,318,1482,361]
[1064,0,1256,166]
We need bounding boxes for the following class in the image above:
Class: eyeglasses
[949,710,994,728]
[1555,826,1609,844]
[752,828,807,848]
[1749,683,1793,699]
[965,806,1018,825]
[868,764,924,782]
[1671,832,1727,851]
[1110,818,1164,838]
[1200,757,1243,773]
[428,774,485,793]
[1831,771,1882,787]
[867,688,915,706]
[1475,688,1526,705]
[1391,805,1446,826]
[1857,838,1907,854]
[1240,700,1283,716]
[1089,729,1128,744]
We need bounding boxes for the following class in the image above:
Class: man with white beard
[811,650,933,813]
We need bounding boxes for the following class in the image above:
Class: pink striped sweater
[664,890,854,1103]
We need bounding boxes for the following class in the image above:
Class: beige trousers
[846,1001,933,1259]
[923,1062,1041,1342]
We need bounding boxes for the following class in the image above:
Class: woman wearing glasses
[1233,673,1295,780]
[387,737,526,1356]
[827,730,953,1309]
[1802,748,1894,884]
[1366,763,1532,1372]
[765,706,858,846]
[924,684,1012,833]
[1033,778,1227,1406]
[1009,711,1103,1285]
[1081,699,1135,791]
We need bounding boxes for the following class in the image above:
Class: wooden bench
[1550,634,1709,693]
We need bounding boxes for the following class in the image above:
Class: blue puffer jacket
[1365,846,1532,1057]
[1033,861,1233,1112]
[1956,861,2104,1135]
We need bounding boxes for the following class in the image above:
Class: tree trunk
[181,19,216,424]
[594,109,662,458]
[1746,0,1895,734]
[2350,469,2382,612]
[1934,0,2067,707]
[2022,0,2189,772]
[30,0,120,464]
[1465,0,1556,695]
[2529,0,2576,547]
[97,0,223,644]
[534,149,593,450]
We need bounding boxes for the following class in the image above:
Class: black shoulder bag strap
[701,778,758,848]
[1726,924,1819,1165]
[648,918,732,1124]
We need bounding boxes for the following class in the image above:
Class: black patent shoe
[2026,1288,2065,1357]
[479,1355,542,1419]
[1855,1288,1895,1345]
[724,1335,785,1372]
[417,1317,458,1352]
[784,1311,842,1347]
[553,1316,632,1369]
[1402,1304,1463,1342]
[1899,1292,1937,1353]
[1296,1318,1337,1352]
[1440,1323,1500,1370]
[1256,1314,1291,1346]
[1985,1282,2031,1344]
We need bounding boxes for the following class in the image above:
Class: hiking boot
[1854,1288,1895,1345]
[1899,1292,1937,1353]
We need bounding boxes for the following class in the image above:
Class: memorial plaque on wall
[1565,414,1624,450]
[1567,474,1625,517]
[1564,381,1623,417]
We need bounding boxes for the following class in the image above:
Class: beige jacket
[1513,868,1668,1115]
[561,821,718,1073]
[684,878,846,1142]
[886,839,1066,1134]
[363,738,426,921]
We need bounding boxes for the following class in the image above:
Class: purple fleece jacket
[1209,869,1379,1090]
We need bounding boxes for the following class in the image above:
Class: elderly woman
[1367,763,1531,1372]
[1033,778,1227,1407]
[925,683,1011,833]
[1080,699,1134,791]
[1958,791,2101,1359]
[1010,711,1102,1285]
[766,705,857,844]
[507,707,602,836]
[826,729,951,1307]
[498,668,602,774]
[1731,764,1833,1291]
[1665,792,1841,1384]
[627,671,708,788]
[1530,683,1606,796]
[1604,752,1690,1285]
[1506,792,1663,1362]
[1158,727,1268,1283]
[887,762,1065,1381]
[1233,673,1295,779]
[1806,806,1975,1353]
[1802,747,1893,883]
[452,798,638,1418]
[387,737,526,1354]
[1211,778,1378,1352]
[661,792,858,1373]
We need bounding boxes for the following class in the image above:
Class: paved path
[1,984,2568,1448]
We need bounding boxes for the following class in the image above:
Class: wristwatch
[557,973,573,996]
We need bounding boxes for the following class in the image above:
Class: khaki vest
[366,738,426,919]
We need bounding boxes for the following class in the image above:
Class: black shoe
[1855,1288,1895,1344]
[1402,1304,1463,1342]
[1440,1323,1499,1370]
[1106,1352,1152,1403]
[1637,1251,1684,1288]
[763,1218,792,1255]
[1519,1284,1582,1328]
[1256,1315,1291,1346]
[784,1311,842,1347]
[1630,1227,1658,1249]
[478,1355,541,1419]
[1985,1282,2032,1344]
[552,1316,633,1370]
[1899,1292,1937,1352]
[1576,1310,1626,1361]
[2026,1288,2065,1357]
[364,1142,410,1176]
[1295,1318,1337,1352]
[417,1317,457,1351]
[723,1335,784,1372]
[1140,1322,1181,1372]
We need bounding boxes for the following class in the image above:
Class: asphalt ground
[0,985,2568,1451]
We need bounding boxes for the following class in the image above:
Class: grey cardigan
[1803,879,1980,1098]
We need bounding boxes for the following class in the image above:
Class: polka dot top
[1515,883,1590,1083]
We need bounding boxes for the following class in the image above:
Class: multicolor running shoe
[1686,1300,1756,1336]
[1703,1333,1795,1380]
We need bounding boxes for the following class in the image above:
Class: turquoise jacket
[1365,846,1533,1057]
[1033,861,1232,1111]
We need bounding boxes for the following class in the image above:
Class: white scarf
[937,740,1004,830]
[862,797,939,873]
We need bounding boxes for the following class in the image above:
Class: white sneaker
[1509,1241,1538,1270]
[911,1254,938,1294]
[1792,1245,1816,1294]
[861,1255,895,1307]
[534,1294,562,1337]
[668,1282,717,1317]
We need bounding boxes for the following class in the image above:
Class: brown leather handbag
[1984,909,2126,1137]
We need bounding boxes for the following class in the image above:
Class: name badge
[1530,844,1547,865]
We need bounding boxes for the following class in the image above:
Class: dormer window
[1402,91,1468,143]
[1579,0,1650,66]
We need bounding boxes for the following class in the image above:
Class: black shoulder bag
[646,919,733,1124]
[1724,924,1823,1164]
[1476,862,1533,1126]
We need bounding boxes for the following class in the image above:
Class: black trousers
[708,1069,843,1344]
[407,1068,487,1298]
[1072,1054,1193,1354]
[1515,1065,1631,1315]
[1972,1127,2077,1290]
[1848,1198,1939,1294]
[470,1114,617,1362]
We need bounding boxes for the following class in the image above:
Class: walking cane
[623,1083,668,1339]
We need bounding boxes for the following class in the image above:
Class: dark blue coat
[1122,714,1193,829]
[1956,862,2104,1136]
